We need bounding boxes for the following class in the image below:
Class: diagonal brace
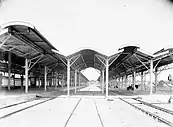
[95,54,106,66]
[134,54,149,70]
[0,34,11,49]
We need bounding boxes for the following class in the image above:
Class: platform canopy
[153,47,173,70]
[0,21,66,74]
[109,46,153,78]
[67,49,108,71]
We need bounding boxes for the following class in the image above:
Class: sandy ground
[0,85,170,127]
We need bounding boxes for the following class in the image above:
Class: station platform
[0,86,85,107]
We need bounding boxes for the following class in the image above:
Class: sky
[1,0,173,80]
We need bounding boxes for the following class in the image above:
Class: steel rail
[133,98,173,116]
[0,97,41,110]
[0,97,57,120]
[119,98,173,127]
[64,97,82,127]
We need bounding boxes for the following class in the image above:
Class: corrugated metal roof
[0,21,66,75]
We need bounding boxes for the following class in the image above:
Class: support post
[55,72,58,89]
[8,52,11,91]
[75,70,77,93]
[25,58,29,93]
[102,69,104,94]
[62,74,64,88]
[154,68,158,93]
[79,71,80,87]
[106,58,109,98]
[67,59,70,96]
[141,72,144,91]
[52,72,54,87]
[125,75,128,89]
[150,60,153,95]
[122,76,124,89]
[118,77,120,90]
[38,76,41,88]
[44,66,47,91]
[133,71,136,93]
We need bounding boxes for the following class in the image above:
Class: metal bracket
[28,54,44,70]
[95,54,106,66]
[154,58,161,70]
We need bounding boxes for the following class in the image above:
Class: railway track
[0,96,57,120]
[0,86,88,121]
[64,97,82,127]
[64,96,104,127]
[119,97,173,127]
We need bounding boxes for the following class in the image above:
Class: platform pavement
[0,85,86,107]
[0,85,168,127]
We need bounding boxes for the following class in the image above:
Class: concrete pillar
[75,70,77,93]
[106,59,109,98]
[8,52,11,90]
[44,66,47,91]
[67,59,70,96]
[102,69,104,94]
[150,60,153,95]
[25,58,29,93]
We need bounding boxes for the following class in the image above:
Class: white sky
[1,0,173,81]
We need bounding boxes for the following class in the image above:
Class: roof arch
[67,48,108,71]
[1,21,35,30]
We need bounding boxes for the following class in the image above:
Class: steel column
[75,70,77,93]
[52,72,54,87]
[154,69,158,93]
[44,66,47,91]
[102,69,104,94]
[38,77,41,88]
[125,75,128,89]
[8,52,11,91]
[133,71,136,93]
[118,77,120,90]
[106,59,109,98]
[62,74,64,88]
[141,72,144,91]
[55,72,58,89]
[79,72,80,86]
[25,58,29,93]
[150,60,153,95]
[122,76,124,89]
[67,59,70,96]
